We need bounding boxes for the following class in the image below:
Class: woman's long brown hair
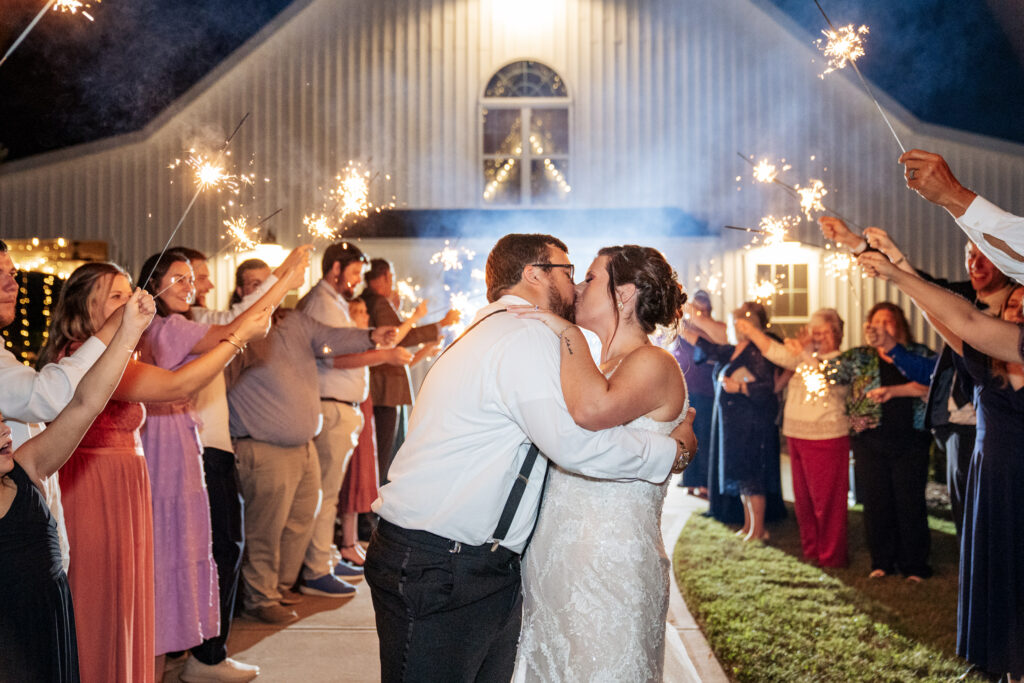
[36,262,128,369]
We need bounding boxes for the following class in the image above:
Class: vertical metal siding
[0,0,1022,344]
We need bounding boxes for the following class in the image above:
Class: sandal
[868,569,887,579]
[905,575,923,584]
[341,543,365,567]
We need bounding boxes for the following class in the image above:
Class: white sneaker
[179,656,260,682]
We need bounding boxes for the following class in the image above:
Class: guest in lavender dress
[137,250,272,677]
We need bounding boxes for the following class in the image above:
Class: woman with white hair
[736,309,851,567]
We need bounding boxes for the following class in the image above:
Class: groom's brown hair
[486,233,568,303]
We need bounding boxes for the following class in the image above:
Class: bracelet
[221,335,245,355]
[892,255,906,267]
[673,439,693,472]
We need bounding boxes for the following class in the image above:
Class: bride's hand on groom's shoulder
[507,305,571,335]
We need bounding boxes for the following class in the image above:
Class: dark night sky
[0,0,1022,163]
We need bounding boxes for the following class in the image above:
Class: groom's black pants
[365,519,522,683]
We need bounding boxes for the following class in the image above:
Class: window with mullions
[756,263,809,318]
[482,61,571,206]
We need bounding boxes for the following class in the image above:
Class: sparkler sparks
[445,291,476,339]
[330,164,371,222]
[222,216,260,252]
[303,213,336,241]
[816,24,868,79]
[430,241,477,272]
[759,215,796,248]
[824,251,856,281]
[694,264,724,297]
[796,179,827,221]
[54,0,100,20]
[811,0,906,153]
[749,279,780,305]
[395,278,423,319]
[798,362,835,402]
[169,151,253,193]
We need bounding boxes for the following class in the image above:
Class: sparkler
[430,241,477,272]
[749,279,780,305]
[303,213,336,241]
[395,278,423,319]
[812,0,906,153]
[0,0,58,70]
[796,180,827,221]
[817,24,867,78]
[694,264,724,297]
[759,215,795,247]
[0,0,104,70]
[824,250,857,281]
[214,208,281,256]
[169,152,253,193]
[737,152,862,229]
[798,361,835,402]
[221,217,260,252]
[302,162,385,241]
[330,164,371,222]
[142,112,251,290]
[54,0,100,21]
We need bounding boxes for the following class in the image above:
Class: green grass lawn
[673,505,981,682]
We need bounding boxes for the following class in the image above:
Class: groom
[365,233,695,682]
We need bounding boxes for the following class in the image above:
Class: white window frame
[743,242,820,325]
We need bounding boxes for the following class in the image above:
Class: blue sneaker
[333,559,364,578]
[300,574,357,598]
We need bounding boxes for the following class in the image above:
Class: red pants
[788,436,850,567]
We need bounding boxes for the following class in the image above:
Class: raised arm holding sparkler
[858,251,1023,364]
[899,149,1024,284]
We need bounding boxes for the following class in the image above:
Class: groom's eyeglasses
[531,263,575,282]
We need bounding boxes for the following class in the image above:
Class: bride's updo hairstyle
[598,245,686,334]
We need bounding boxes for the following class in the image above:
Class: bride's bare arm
[510,306,686,429]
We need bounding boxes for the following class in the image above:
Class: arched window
[481,61,571,205]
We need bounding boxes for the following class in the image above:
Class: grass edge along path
[673,513,983,683]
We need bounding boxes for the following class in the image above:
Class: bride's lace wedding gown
[513,392,687,683]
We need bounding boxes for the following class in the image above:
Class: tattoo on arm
[564,336,575,356]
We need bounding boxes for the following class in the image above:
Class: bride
[509,244,690,682]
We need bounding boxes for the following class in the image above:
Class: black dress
[0,462,80,682]
[957,344,1024,678]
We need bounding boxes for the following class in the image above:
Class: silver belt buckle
[448,540,462,554]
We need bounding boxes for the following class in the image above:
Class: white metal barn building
[2,0,1023,346]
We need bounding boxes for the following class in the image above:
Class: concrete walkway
[167,485,729,682]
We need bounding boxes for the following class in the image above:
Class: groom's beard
[547,282,576,323]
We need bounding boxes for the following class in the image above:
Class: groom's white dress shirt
[956,196,1024,285]
[372,294,677,554]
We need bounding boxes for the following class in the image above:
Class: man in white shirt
[0,239,116,571]
[366,233,696,682]
[296,242,412,598]
[900,148,1024,284]
[168,245,309,683]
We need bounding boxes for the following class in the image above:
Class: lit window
[481,61,571,205]
[756,263,809,319]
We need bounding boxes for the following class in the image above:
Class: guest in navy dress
[957,285,1024,681]
[670,290,716,496]
[692,302,786,539]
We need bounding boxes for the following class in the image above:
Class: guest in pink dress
[36,262,268,683]
[136,251,272,678]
